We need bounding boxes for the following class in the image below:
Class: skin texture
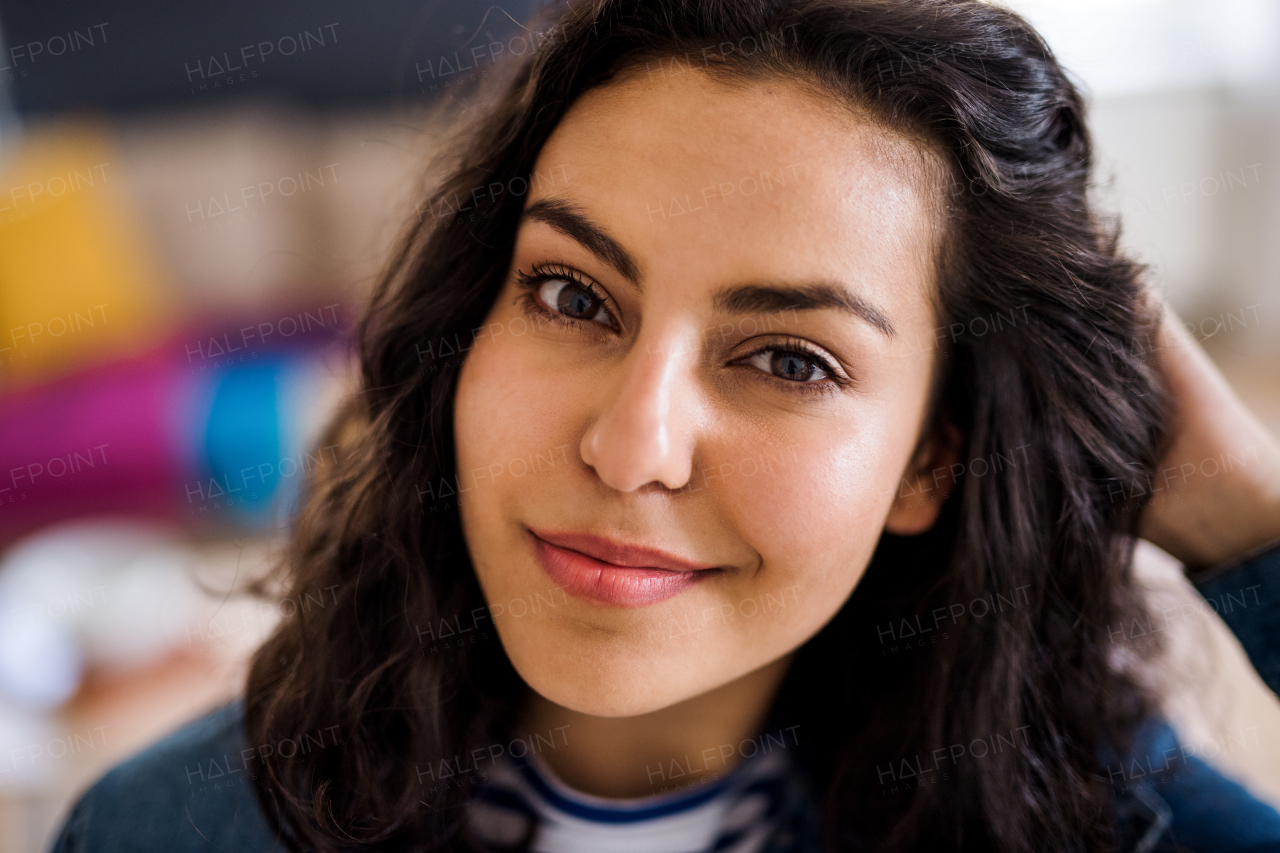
[453,69,957,796]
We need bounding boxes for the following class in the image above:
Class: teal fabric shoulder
[50,699,283,853]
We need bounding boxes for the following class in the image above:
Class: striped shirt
[467,746,796,853]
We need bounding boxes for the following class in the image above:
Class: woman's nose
[579,335,697,493]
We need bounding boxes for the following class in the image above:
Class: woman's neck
[518,654,795,799]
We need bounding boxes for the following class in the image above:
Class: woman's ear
[884,422,964,535]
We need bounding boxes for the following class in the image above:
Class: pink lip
[527,528,719,607]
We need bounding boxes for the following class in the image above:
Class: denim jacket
[50,541,1280,853]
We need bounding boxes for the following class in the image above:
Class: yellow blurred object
[0,125,170,389]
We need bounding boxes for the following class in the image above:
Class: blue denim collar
[755,763,1175,853]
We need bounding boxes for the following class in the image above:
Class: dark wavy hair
[244,1,1171,850]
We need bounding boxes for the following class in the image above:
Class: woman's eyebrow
[523,197,642,284]
[522,196,894,337]
[714,283,896,337]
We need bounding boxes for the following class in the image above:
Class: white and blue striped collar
[468,743,796,853]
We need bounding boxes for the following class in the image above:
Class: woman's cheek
[727,426,900,606]
[458,329,573,489]
[732,427,890,560]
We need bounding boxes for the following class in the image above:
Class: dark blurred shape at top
[0,0,546,116]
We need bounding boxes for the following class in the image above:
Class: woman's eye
[538,278,611,325]
[744,349,831,383]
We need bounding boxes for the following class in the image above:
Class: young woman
[52,1,1280,851]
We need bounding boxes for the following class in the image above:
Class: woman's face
[455,68,947,716]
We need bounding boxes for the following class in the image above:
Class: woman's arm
[1138,301,1280,571]
[1138,300,1280,697]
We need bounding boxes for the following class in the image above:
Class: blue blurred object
[185,349,339,529]
[201,361,283,521]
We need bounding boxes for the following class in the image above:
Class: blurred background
[0,0,1276,849]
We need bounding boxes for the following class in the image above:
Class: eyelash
[738,337,846,399]
[514,263,618,331]
[513,263,846,398]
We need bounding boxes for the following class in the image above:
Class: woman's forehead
[546,65,936,199]
[525,68,942,326]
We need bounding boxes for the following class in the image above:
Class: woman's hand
[1137,299,1280,571]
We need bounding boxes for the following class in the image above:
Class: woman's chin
[510,648,705,719]
[533,687,679,719]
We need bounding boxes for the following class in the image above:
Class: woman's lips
[527,528,718,607]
